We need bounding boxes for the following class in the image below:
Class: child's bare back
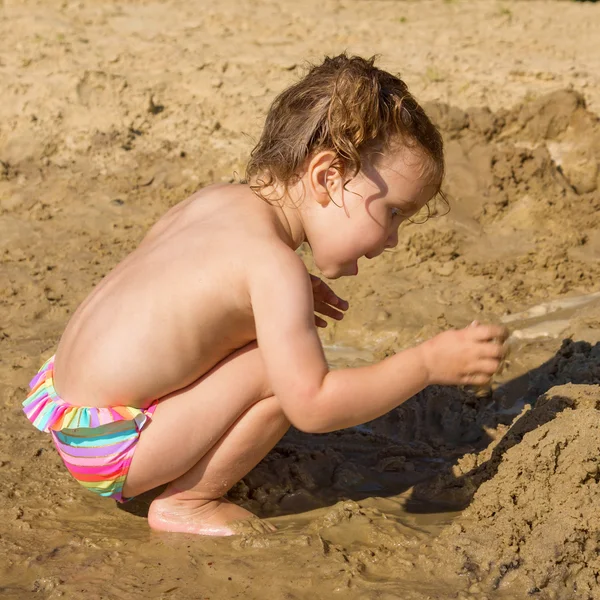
[53,183,292,410]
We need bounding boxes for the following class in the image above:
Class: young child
[23,54,507,536]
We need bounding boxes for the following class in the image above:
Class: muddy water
[3,297,599,600]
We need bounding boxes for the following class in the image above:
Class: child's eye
[390,207,401,218]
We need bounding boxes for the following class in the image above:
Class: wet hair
[246,53,446,217]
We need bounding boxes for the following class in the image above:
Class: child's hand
[310,275,349,328]
[421,323,509,386]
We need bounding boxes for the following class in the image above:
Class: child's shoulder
[183,183,306,271]
[185,183,275,226]
[155,183,277,239]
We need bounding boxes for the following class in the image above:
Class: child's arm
[249,249,506,434]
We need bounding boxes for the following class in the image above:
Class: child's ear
[308,151,342,207]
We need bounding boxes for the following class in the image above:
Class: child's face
[309,147,440,279]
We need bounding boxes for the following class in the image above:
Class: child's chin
[318,261,357,279]
[318,268,341,280]
[331,265,358,279]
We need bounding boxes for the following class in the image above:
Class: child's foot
[148,492,276,536]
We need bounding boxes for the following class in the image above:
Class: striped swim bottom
[22,356,158,502]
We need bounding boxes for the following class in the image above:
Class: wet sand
[2,0,600,598]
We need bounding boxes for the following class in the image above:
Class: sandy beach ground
[2,0,600,598]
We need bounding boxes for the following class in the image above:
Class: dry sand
[2,0,600,598]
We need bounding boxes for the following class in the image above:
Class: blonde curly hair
[246,53,446,215]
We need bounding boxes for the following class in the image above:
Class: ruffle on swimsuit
[23,356,151,433]
[22,356,157,502]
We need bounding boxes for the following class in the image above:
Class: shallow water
[3,297,597,600]
[4,284,599,599]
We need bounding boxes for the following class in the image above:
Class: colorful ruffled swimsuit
[22,356,157,502]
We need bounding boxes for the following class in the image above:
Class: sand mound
[411,340,600,506]
[427,88,600,208]
[430,383,600,599]
[425,87,600,291]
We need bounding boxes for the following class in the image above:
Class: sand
[2,0,600,598]
[430,382,600,599]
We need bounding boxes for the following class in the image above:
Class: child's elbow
[284,402,333,434]
[279,378,336,433]
[290,416,330,434]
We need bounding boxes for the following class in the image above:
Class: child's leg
[123,342,290,536]
[148,395,286,535]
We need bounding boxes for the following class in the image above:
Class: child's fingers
[474,358,502,376]
[332,296,349,310]
[468,324,509,342]
[314,301,345,321]
[322,287,349,310]
[314,315,328,328]
[462,372,493,386]
[311,275,348,310]
[480,341,508,359]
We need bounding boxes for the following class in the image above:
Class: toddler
[23,54,507,536]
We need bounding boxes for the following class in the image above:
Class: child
[23,54,507,536]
